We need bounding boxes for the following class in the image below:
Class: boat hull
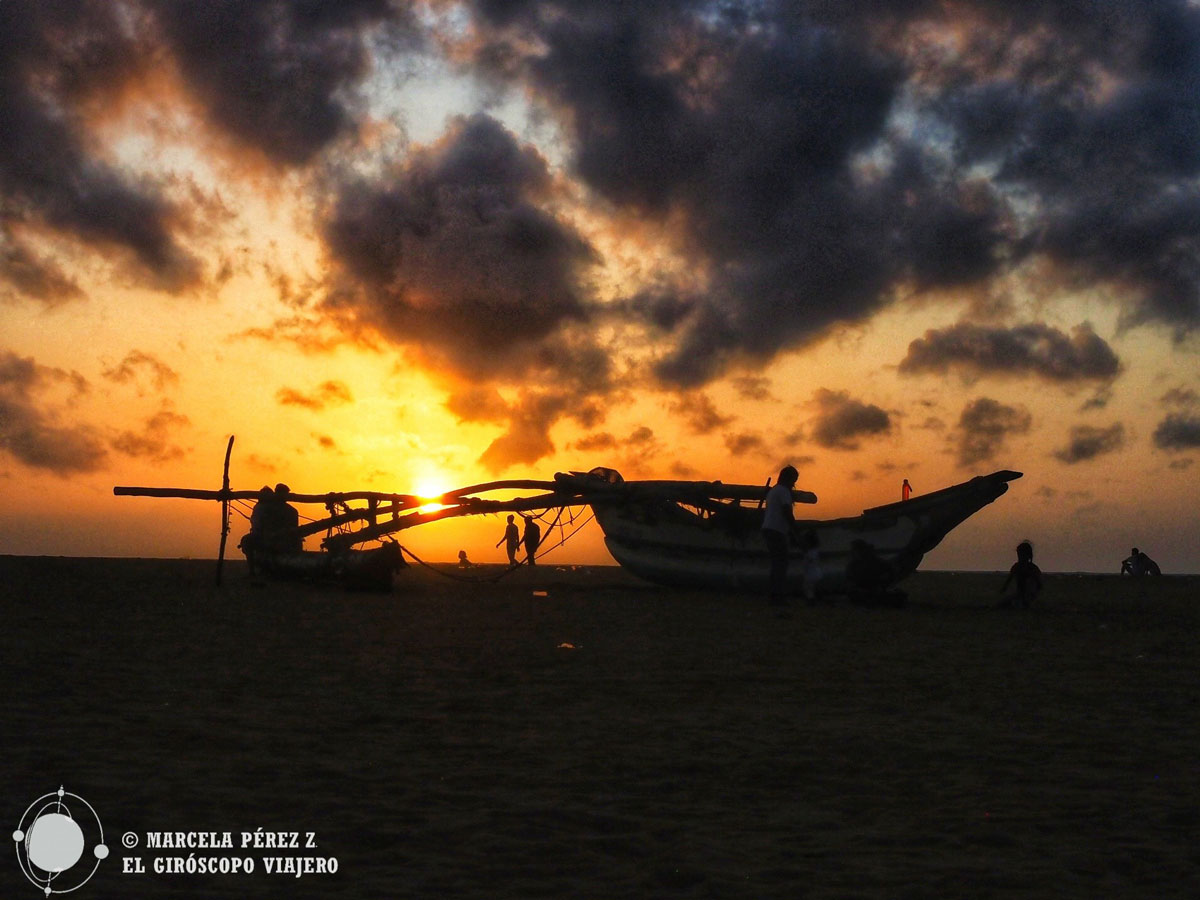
[591,471,1021,592]
[250,541,405,591]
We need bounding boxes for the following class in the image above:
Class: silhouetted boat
[114,438,1021,593]
[250,541,405,591]
[571,468,1023,592]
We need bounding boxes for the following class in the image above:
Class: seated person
[845,540,902,606]
[1121,547,1161,576]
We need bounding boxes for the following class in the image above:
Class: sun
[413,470,452,513]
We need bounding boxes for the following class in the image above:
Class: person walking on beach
[902,478,913,501]
[522,514,542,566]
[762,465,799,607]
[1000,540,1042,608]
[496,514,520,565]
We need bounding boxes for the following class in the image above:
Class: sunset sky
[2,0,1198,573]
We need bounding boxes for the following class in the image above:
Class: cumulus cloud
[724,431,766,456]
[669,392,733,435]
[0,1,200,289]
[1160,387,1199,409]
[0,350,106,474]
[321,114,599,383]
[475,390,572,473]
[899,323,1121,383]
[956,397,1032,467]
[0,236,83,305]
[451,0,1200,386]
[151,0,416,165]
[1153,413,1200,451]
[732,376,772,401]
[103,351,180,393]
[1053,423,1126,464]
[808,389,892,450]
[111,408,190,462]
[276,380,353,410]
[445,387,510,425]
[571,432,618,453]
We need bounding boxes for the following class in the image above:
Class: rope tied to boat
[393,507,596,584]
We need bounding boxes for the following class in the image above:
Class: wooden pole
[215,435,234,586]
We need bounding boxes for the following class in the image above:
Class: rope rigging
[392,506,597,584]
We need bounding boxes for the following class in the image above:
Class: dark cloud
[102,351,180,393]
[899,322,1121,382]
[111,409,190,462]
[0,235,83,305]
[319,114,619,470]
[151,0,413,165]
[929,1,1200,334]
[570,426,656,456]
[474,390,586,473]
[0,350,107,474]
[808,389,892,450]
[0,1,200,287]
[445,387,510,425]
[956,397,1032,467]
[627,426,655,445]
[1159,387,1199,409]
[322,114,600,384]
[1079,388,1113,412]
[572,432,618,453]
[1153,413,1200,451]
[669,392,733,435]
[276,380,353,410]
[1053,423,1125,464]
[452,0,1200,387]
[732,376,773,401]
[724,431,765,456]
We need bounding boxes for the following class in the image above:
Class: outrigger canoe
[576,468,1022,592]
[114,439,1020,593]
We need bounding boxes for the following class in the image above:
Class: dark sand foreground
[3,556,1197,899]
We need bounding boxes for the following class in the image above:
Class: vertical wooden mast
[215,435,234,585]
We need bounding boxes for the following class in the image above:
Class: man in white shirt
[761,465,799,606]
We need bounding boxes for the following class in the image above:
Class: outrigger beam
[114,466,818,553]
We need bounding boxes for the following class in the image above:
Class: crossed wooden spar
[114,438,817,584]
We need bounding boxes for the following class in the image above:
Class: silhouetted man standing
[496,514,520,565]
[762,465,799,606]
[522,515,541,566]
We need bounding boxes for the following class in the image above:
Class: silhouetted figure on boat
[496,514,520,565]
[457,550,474,569]
[1000,540,1042,608]
[902,479,913,501]
[522,515,541,566]
[846,539,904,607]
[271,484,301,551]
[241,485,275,574]
[245,483,302,555]
[762,465,799,607]
[1121,547,1161,576]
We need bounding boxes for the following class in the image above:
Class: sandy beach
[3,556,1197,898]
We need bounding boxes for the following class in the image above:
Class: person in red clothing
[902,478,913,501]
